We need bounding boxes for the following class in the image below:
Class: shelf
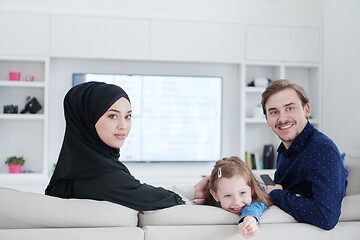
[245,117,267,124]
[0,56,48,181]
[245,118,319,125]
[245,87,266,93]
[0,173,48,185]
[0,80,45,88]
[309,119,319,125]
[240,62,321,161]
[0,114,45,120]
[252,169,276,173]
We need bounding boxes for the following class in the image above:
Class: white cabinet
[150,20,244,63]
[239,62,321,167]
[50,15,150,60]
[0,13,50,56]
[0,56,49,188]
[245,25,320,62]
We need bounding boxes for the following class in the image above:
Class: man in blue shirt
[261,79,348,230]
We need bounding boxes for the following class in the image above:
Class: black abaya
[45,82,184,210]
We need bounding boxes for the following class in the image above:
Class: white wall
[323,0,360,157]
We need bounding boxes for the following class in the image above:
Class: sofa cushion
[138,204,296,227]
[0,227,144,240]
[339,194,360,221]
[344,154,360,195]
[259,205,297,224]
[143,223,331,240]
[333,222,360,240]
[0,187,138,229]
[139,205,237,227]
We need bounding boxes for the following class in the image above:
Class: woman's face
[95,97,132,148]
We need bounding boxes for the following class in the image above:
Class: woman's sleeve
[73,170,185,211]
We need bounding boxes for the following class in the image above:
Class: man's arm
[268,146,347,230]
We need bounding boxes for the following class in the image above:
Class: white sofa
[1,155,359,240]
[0,187,143,240]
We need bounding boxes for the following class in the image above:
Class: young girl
[204,156,272,239]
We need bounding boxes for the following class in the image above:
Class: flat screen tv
[73,73,222,162]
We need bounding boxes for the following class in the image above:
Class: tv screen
[73,73,222,162]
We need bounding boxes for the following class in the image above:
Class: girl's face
[95,97,132,148]
[210,174,253,215]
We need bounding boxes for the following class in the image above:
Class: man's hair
[261,79,309,115]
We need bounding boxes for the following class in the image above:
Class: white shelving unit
[0,56,49,191]
[239,62,321,167]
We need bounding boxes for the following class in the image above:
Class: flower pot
[9,164,22,173]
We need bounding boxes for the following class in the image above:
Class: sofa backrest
[0,187,138,229]
[345,154,360,196]
[138,204,297,228]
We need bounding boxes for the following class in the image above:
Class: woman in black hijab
[45,82,208,211]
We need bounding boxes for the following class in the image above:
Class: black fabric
[45,81,130,197]
[45,82,184,210]
[72,170,184,211]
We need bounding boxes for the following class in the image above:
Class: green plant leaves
[5,156,25,166]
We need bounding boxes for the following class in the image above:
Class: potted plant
[5,156,25,174]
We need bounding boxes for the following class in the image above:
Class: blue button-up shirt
[269,122,348,230]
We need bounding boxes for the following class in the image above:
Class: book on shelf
[246,151,252,169]
[245,151,263,170]
[255,152,263,170]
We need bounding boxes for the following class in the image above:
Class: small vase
[263,145,275,169]
[9,164,22,173]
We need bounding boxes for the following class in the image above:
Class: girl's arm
[238,201,267,239]
[238,201,267,224]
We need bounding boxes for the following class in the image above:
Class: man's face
[265,88,310,149]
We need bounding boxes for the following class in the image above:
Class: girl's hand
[193,199,205,205]
[194,175,210,199]
[238,216,259,239]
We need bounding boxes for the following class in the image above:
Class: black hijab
[45,81,131,197]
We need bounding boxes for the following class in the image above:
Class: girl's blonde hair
[204,156,272,207]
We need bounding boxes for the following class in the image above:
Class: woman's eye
[109,114,118,120]
[126,114,132,120]
[224,194,231,198]
[240,191,247,195]
[287,107,294,111]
